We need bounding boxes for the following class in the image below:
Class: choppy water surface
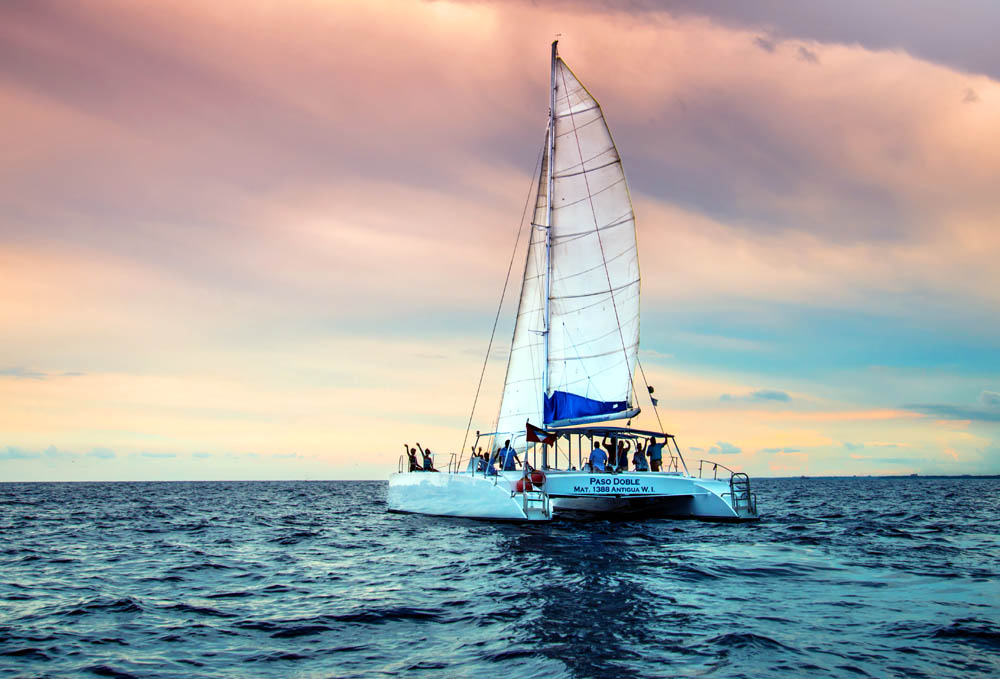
[1,478,997,678]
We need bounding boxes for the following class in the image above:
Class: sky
[2,0,999,481]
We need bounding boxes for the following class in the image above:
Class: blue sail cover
[544,390,630,424]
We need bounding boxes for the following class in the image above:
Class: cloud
[796,46,819,63]
[0,367,48,380]
[720,389,791,402]
[140,451,176,458]
[761,447,801,453]
[849,453,918,464]
[911,391,1000,422]
[979,390,1000,407]
[1,446,40,459]
[0,367,83,380]
[44,445,75,459]
[843,442,864,451]
[647,0,1000,81]
[753,36,776,53]
[963,88,979,103]
[87,447,116,459]
[192,452,212,459]
[904,404,1000,423]
[709,441,741,455]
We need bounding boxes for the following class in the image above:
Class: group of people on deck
[403,443,437,472]
[406,435,669,474]
[466,439,520,475]
[587,435,667,472]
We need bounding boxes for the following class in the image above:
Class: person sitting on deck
[404,445,420,472]
[499,439,520,471]
[416,443,438,472]
[589,440,608,472]
[633,440,650,471]
[484,448,500,475]
[647,436,664,472]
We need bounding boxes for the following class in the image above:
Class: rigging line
[635,357,666,435]
[556,59,640,407]
[459,124,547,469]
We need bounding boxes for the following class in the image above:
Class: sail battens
[551,177,626,211]
[552,317,640,352]
[550,278,639,301]
[549,344,640,362]
[552,158,622,179]
[551,146,618,174]
[551,213,632,239]
[555,105,600,118]
[550,251,637,288]
[555,114,605,139]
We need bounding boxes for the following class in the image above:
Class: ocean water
[1,478,997,678]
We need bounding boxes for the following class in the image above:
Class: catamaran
[388,42,759,522]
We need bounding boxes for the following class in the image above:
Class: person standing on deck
[633,440,650,471]
[647,437,664,472]
[616,440,630,471]
[589,440,608,472]
[601,436,617,469]
[499,439,520,471]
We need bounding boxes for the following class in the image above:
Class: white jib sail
[495,127,550,442]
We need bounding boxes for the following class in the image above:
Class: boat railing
[446,452,458,474]
[698,463,758,517]
[696,459,738,480]
[723,472,758,516]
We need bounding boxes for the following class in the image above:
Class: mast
[543,40,557,406]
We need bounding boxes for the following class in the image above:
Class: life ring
[515,471,546,493]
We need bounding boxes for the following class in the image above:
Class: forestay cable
[458,134,546,471]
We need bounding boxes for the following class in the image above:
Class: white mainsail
[496,42,640,440]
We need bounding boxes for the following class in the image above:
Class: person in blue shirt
[483,448,499,475]
[415,443,437,472]
[499,439,520,471]
[589,440,608,471]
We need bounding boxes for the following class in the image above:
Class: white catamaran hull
[387,470,754,522]
[387,471,549,521]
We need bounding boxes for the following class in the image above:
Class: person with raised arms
[415,443,438,472]
[633,439,650,471]
[403,444,420,472]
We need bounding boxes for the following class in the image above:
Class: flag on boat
[525,422,557,445]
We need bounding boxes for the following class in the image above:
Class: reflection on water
[0,478,997,678]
